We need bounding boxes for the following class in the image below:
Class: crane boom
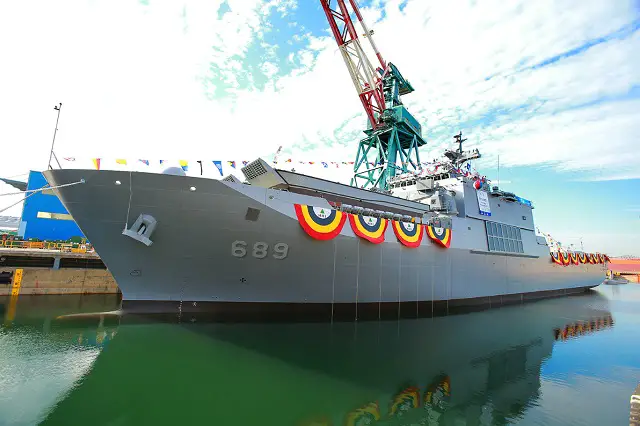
[320,0,426,190]
[320,0,386,129]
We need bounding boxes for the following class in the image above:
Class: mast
[48,103,63,170]
[443,131,481,169]
[320,0,386,130]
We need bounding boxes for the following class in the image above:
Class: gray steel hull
[44,169,605,318]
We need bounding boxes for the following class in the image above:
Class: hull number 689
[231,241,289,259]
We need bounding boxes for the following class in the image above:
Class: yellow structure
[10,268,23,296]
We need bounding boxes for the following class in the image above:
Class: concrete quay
[0,248,119,296]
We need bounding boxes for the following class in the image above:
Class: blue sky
[0,0,638,255]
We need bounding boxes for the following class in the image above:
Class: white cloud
[260,62,279,80]
[260,0,639,183]
[0,0,297,211]
[481,98,640,180]
[0,0,637,221]
[581,174,640,182]
[261,0,298,18]
[359,1,640,176]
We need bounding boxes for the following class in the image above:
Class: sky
[0,0,638,255]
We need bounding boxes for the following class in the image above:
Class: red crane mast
[320,0,387,130]
[320,0,426,189]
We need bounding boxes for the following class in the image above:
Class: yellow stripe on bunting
[550,252,563,265]
[578,252,587,264]
[294,204,346,240]
[344,402,380,426]
[348,214,388,244]
[588,253,597,264]
[390,386,420,416]
[560,252,570,266]
[571,252,579,265]
[392,221,423,248]
[426,225,451,248]
[424,375,451,407]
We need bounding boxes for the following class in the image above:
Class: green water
[0,286,638,426]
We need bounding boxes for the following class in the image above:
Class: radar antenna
[444,131,481,168]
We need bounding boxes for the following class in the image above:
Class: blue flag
[212,160,223,176]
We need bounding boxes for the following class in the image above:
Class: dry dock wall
[0,268,119,296]
[0,249,119,296]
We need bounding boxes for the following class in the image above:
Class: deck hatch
[245,208,260,222]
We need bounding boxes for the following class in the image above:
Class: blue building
[17,171,85,241]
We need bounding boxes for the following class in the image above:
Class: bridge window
[486,221,523,253]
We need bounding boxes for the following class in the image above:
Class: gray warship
[43,1,606,320]
[43,137,606,321]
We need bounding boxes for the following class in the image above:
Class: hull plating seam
[469,249,539,258]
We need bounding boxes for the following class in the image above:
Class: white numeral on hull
[232,241,288,259]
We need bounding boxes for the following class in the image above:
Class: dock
[607,258,640,283]
[0,247,119,296]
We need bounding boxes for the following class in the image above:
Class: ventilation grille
[222,174,241,184]
[241,160,268,181]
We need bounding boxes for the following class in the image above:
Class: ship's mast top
[444,131,481,168]
[454,131,466,154]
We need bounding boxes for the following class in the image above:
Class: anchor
[122,213,158,246]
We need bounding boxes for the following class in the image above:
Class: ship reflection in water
[1,286,639,426]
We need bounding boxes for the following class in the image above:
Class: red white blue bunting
[552,251,609,266]
[426,225,451,248]
[294,204,346,240]
[348,214,387,244]
[392,221,424,248]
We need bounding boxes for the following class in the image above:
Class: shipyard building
[1,171,85,241]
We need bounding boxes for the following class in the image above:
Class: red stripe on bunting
[391,221,423,248]
[294,204,346,240]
